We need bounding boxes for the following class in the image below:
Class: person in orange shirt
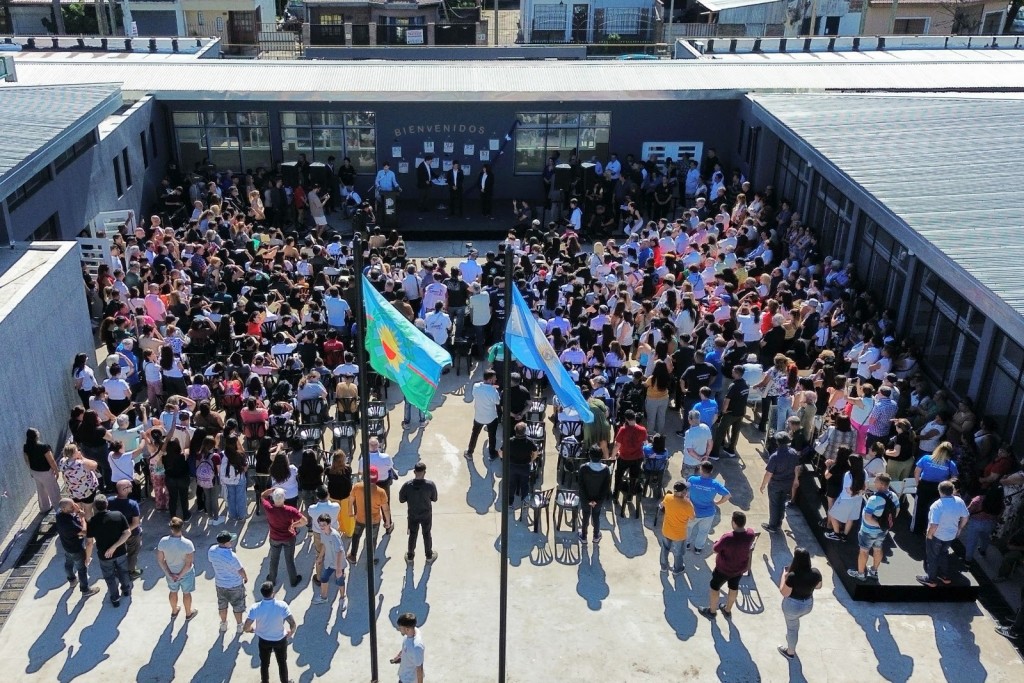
[348,466,393,566]
[659,480,695,575]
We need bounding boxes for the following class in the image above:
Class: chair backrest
[556,487,579,506]
[534,487,555,505]
[242,420,267,440]
[261,320,278,336]
[366,401,387,419]
[274,353,292,367]
[558,437,582,460]
[559,420,584,440]
[300,397,327,423]
[366,417,387,436]
[524,422,545,440]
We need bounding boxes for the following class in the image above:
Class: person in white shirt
[559,339,586,366]
[857,338,881,381]
[243,582,297,681]
[466,370,501,460]
[918,481,969,587]
[568,199,583,231]
[208,531,248,635]
[421,273,447,316]
[423,302,452,347]
[324,286,351,329]
[545,309,571,336]
[606,154,622,180]
[468,283,491,356]
[460,251,483,284]
[391,612,426,683]
[682,411,713,478]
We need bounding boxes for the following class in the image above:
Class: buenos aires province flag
[505,286,594,423]
[362,275,451,413]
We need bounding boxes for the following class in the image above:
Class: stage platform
[796,467,980,603]
[324,198,523,241]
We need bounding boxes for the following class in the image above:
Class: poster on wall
[415,157,423,169]
[479,150,490,162]
[424,141,434,154]
[443,141,454,154]
[430,157,439,168]
[489,139,500,151]
[464,144,475,156]
[407,29,424,45]
[443,160,453,172]
[398,162,409,174]
[462,164,471,176]
[392,146,402,158]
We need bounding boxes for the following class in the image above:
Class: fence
[186,22,302,58]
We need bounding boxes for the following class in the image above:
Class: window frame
[513,111,611,175]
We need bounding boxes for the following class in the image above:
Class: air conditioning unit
[1,55,16,83]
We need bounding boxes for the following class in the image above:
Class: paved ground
[1,247,1022,681]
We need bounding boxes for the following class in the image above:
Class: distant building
[520,0,664,43]
[305,0,449,46]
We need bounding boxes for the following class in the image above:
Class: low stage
[796,467,980,603]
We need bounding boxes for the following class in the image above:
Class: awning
[697,0,780,12]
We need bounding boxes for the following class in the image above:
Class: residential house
[521,0,664,43]
[305,0,445,46]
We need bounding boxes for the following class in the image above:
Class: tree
[1005,0,1022,33]
[41,3,98,34]
[50,0,65,33]
[937,0,982,34]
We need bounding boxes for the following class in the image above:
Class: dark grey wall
[0,245,94,535]
[7,97,170,241]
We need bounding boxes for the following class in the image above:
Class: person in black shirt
[713,366,748,458]
[24,428,60,513]
[577,448,612,543]
[759,433,802,534]
[398,463,439,563]
[445,268,470,339]
[501,423,539,508]
[86,496,133,606]
[55,498,101,596]
[778,547,823,660]
[678,351,718,434]
[504,373,531,423]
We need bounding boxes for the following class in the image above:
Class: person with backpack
[195,442,223,526]
[847,473,900,582]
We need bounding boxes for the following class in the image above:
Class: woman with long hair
[219,434,249,522]
[160,345,189,397]
[298,449,325,513]
[144,426,170,511]
[645,360,672,434]
[912,441,960,534]
[72,353,96,406]
[825,454,866,541]
[24,428,60,513]
[777,547,822,660]
[270,450,300,508]
[162,439,191,521]
[326,450,355,537]
[59,443,100,520]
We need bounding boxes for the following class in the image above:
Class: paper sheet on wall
[430,157,439,168]
[415,157,424,169]
[443,141,454,154]
[392,146,402,158]
[443,160,453,172]
[424,141,434,154]
[398,162,409,174]
[479,150,490,161]
[489,139,500,151]
[464,144,475,156]
[462,164,471,176]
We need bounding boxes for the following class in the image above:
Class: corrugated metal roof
[750,93,1024,332]
[7,51,1024,102]
[698,0,778,11]
[0,83,121,202]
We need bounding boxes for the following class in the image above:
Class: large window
[773,141,809,218]
[807,174,853,259]
[30,213,60,241]
[982,332,1024,453]
[907,265,985,398]
[854,214,909,312]
[172,110,271,173]
[6,166,52,211]
[532,4,567,42]
[279,111,376,173]
[514,112,610,174]
[54,131,97,173]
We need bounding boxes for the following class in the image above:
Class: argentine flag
[505,286,594,423]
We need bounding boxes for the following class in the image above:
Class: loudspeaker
[280,161,300,187]
[554,163,573,194]
[309,162,332,188]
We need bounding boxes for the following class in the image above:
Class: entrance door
[571,4,589,42]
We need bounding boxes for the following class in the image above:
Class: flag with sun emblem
[505,286,594,423]
[362,275,452,414]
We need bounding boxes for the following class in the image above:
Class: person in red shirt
[700,510,757,619]
[323,330,345,370]
[612,409,648,496]
[261,487,307,587]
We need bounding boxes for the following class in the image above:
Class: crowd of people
[23,142,1024,677]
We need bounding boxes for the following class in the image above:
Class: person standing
[261,487,306,588]
[54,498,101,597]
[713,366,748,458]
[390,612,426,683]
[577,448,612,543]
[307,486,341,583]
[611,409,648,497]
[399,462,439,563]
[759,432,802,534]
[156,517,198,620]
[699,511,756,619]
[208,530,248,635]
[777,547,823,660]
[349,467,393,565]
[107,479,144,579]
[465,370,501,460]
[416,154,434,213]
[847,474,900,582]
[23,428,61,513]
[446,160,465,218]
[478,163,494,218]
[917,480,969,588]
[686,462,731,554]
[658,480,695,575]
[501,423,539,508]
[312,514,348,608]
[681,410,713,478]
[244,581,297,683]
[86,496,132,607]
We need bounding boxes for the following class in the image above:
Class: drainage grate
[0,512,57,635]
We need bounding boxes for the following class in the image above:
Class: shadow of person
[334,569,385,647]
[387,564,432,628]
[493,521,536,567]
[189,629,243,683]
[711,617,761,682]
[26,590,87,674]
[135,619,190,683]
[576,544,609,611]
[465,459,496,515]
[660,571,697,641]
[33,552,75,598]
[718,461,754,511]
[610,516,649,559]
[56,598,130,682]
[847,607,915,683]
[292,598,340,679]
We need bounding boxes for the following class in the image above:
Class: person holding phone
[777,547,822,660]
[391,612,425,683]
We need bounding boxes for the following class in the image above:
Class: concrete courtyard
[0,241,1021,682]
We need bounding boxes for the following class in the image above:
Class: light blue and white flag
[504,286,594,423]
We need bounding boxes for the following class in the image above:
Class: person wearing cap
[243,581,297,683]
[209,529,248,635]
[759,432,802,533]
[349,466,393,565]
[659,480,695,575]
[261,487,306,588]
[157,517,198,620]
[399,462,439,563]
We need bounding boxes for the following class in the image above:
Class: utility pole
[496,247,513,683]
